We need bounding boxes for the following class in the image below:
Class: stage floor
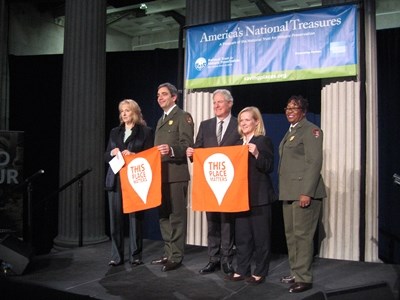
[1,239,399,300]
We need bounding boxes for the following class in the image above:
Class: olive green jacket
[155,105,194,183]
[278,118,326,200]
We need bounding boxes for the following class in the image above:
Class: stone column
[0,0,9,130]
[186,0,230,26]
[54,0,108,248]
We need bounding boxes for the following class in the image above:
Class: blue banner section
[185,4,357,89]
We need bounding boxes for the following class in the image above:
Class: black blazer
[194,116,241,148]
[247,135,276,206]
[104,124,154,190]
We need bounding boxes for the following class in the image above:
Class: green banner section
[186,65,357,89]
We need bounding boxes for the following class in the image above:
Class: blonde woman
[226,106,275,284]
[104,99,154,266]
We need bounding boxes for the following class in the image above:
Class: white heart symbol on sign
[127,157,152,204]
[203,153,234,206]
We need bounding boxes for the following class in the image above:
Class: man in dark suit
[278,95,327,293]
[187,89,241,275]
[151,82,194,272]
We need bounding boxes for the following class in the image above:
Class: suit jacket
[194,116,241,148]
[154,105,194,183]
[104,124,154,191]
[248,135,276,206]
[278,118,326,200]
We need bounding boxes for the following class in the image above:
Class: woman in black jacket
[104,99,154,266]
[226,106,275,284]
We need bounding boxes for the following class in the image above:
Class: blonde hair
[118,99,146,126]
[237,106,266,137]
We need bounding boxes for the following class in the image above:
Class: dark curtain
[9,54,62,253]
[231,79,322,115]
[377,28,400,264]
[105,49,180,130]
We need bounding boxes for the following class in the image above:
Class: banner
[185,4,357,89]
[0,131,24,236]
[192,145,249,212]
[120,147,162,213]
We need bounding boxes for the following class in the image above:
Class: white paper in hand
[109,151,125,174]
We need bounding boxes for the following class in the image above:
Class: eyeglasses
[284,107,302,112]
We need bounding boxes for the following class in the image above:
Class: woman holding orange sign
[104,99,154,267]
[226,106,276,284]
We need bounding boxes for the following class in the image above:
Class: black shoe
[151,256,168,265]
[161,261,181,272]
[280,275,295,284]
[199,262,221,274]
[289,282,312,293]
[222,262,234,275]
[130,259,143,266]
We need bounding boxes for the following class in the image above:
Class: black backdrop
[10,29,399,263]
[377,28,400,264]
[9,54,63,254]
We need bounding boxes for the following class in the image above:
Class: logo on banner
[195,57,207,71]
[204,153,234,206]
[127,157,152,204]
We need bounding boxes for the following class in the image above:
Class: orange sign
[120,147,162,213]
[192,145,249,212]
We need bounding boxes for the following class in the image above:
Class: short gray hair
[212,89,233,103]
